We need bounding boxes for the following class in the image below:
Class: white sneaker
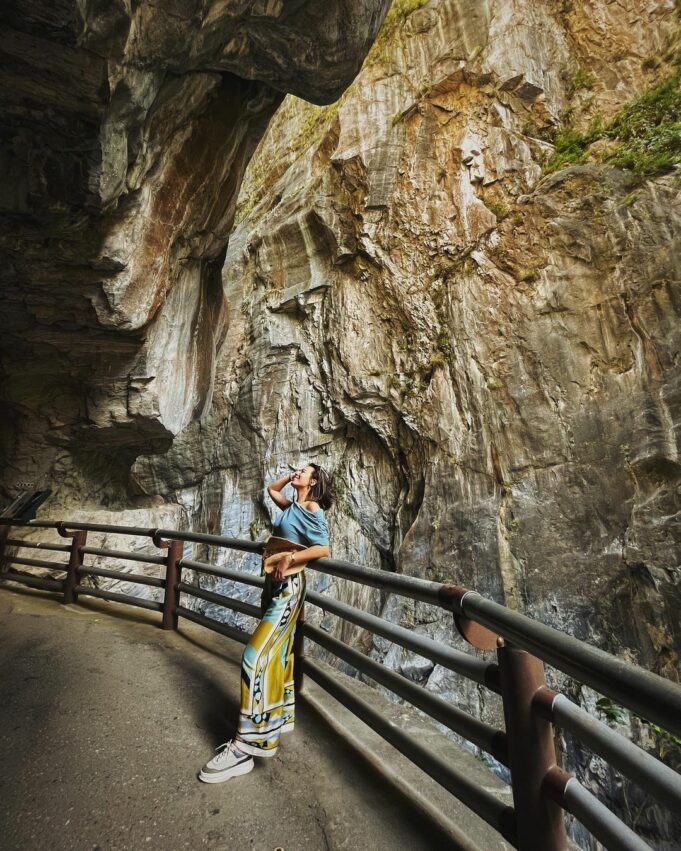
[198,740,254,783]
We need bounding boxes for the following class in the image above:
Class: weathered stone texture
[138,2,681,845]
[0,0,391,503]
[2,2,680,846]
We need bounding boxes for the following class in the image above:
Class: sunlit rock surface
[132,2,678,846]
[2,2,680,847]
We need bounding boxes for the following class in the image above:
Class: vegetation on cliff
[547,70,681,176]
[364,0,430,66]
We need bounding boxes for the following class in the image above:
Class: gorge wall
[0,0,391,501]
[2,2,680,848]
[135,1,681,846]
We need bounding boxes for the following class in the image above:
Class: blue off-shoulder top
[273,501,330,547]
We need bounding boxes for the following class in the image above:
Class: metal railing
[1,517,680,851]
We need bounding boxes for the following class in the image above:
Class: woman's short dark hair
[307,463,335,510]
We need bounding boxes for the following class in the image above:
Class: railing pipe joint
[542,765,574,806]
[533,685,559,722]
[437,583,472,613]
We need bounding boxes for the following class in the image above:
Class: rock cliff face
[0,0,391,499]
[133,0,679,845]
[2,1,680,847]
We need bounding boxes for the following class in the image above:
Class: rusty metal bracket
[151,529,173,549]
[440,585,500,651]
[57,522,76,539]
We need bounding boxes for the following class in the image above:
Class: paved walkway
[0,585,512,851]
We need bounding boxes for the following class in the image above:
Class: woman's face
[292,465,316,490]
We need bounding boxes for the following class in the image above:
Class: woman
[198,462,333,782]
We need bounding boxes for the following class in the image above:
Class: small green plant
[437,331,453,360]
[545,117,605,171]
[619,442,631,462]
[596,696,626,724]
[647,723,681,759]
[426,351,447,369]
[483,198,511,219]
[249,519,261,541]
[572,67,597,91]
[391,110,404,126]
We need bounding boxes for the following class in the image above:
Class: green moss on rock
[546,71,681,177]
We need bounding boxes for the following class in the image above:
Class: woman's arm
[267,473,293,509]
[274,544,331,580]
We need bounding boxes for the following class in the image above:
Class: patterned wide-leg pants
[235,571,306,757]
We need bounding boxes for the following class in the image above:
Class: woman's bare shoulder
[302,500,321,513]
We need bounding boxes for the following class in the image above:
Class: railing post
[160,538,183,631]
[59,525,87,605]
[294,602,306,695]
[0,523,10,572]
[497,640,567,851]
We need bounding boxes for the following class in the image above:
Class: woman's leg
[280,622,297,733]
[235,572,305,758]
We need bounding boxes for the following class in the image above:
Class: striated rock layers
[130,1,676,845]
[0,0,391,501]
[3,1,680,846]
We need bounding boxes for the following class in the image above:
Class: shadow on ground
[0,585,511,851]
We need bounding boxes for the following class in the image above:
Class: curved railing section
[1,517,680,851]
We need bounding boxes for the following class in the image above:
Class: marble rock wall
[132,2,678,845]
[2,2,680,846]
[0,0,391,509]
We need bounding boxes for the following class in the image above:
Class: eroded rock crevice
[1,0,392,507]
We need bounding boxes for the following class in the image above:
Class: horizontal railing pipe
[305,622,508,765]
[304,556,445,607]
[304,657,517,846]
[1,569,64,593]
[4,538,71,553]
[179,558,265,590]
[53,521,158,537]
[157,529,263,554]
[81,547,166,566]
[305,588,500,691]
[177,605,251,644]
[80,566,165,589]
[74,585,162,613]
[457,592,681,737]
[7,522,265,555]
[1,555,66,571]
[564,780,652,851]
[535,688,681,812]
[544,767,652,851]
[177,582,260,619]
